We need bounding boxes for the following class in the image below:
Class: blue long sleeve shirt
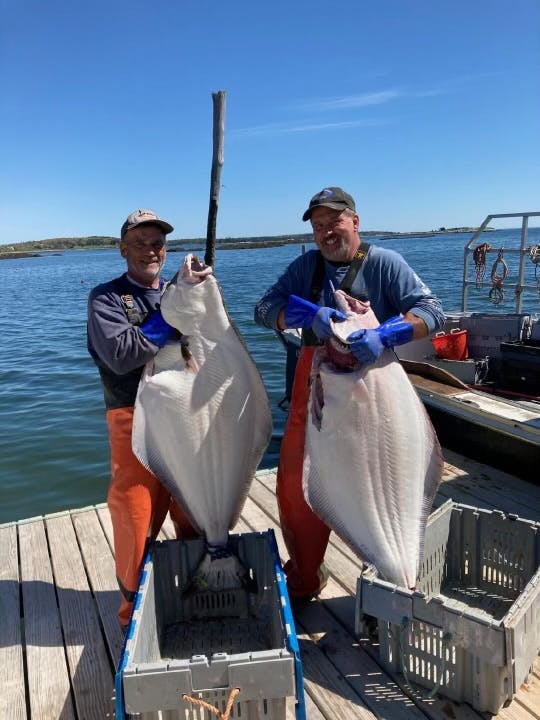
[254,245,445,335]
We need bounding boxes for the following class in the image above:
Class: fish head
[325,335,359,370]
[323,290,380,370]
[334,290,376,322]
[179,253,214,285]
[159,254,215,331]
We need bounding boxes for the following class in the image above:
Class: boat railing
[462,211,540,312]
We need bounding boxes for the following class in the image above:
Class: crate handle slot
[397,617,453,700]
[181,687,241,719]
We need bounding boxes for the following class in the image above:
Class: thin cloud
[296,73,500,110]
[413,88,446,98]
[232,117,388,138]
[298,89,402,111]
[233,74,493,138]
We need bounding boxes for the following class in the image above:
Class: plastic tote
[115,530,306,720]
[355,501,540,713]
[431,328,468,360]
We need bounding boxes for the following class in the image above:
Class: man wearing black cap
[254,187,445,606]
[87,209,197,628]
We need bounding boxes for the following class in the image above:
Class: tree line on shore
[0,226,486,257]
[0,232,318,254]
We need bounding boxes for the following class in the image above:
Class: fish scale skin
[132,258,273,547]
[303,293,442,588]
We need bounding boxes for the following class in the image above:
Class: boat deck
[403,365,540,484]
[1,448,539,720]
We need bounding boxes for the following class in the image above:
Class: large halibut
[303,290,442,588]
[132,254,273,584]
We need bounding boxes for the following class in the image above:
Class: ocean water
[1,227,538,523]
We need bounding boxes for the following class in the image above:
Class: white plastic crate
[116,530,306,719]
[355,500,540,713]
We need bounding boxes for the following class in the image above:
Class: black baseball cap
[302,187,356,221]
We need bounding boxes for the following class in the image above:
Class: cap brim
[302,201,349,222]
[122,219,174,238]
[152,220,174,235]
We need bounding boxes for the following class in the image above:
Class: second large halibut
[303,290,442,588]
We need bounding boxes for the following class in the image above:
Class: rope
[530,244,540,266]
[530,244,540,283]
[489,247,508,305]
[182,687,241,719]
[473,242,491,287]
[205,541,233,559]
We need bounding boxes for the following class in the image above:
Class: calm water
[1,228,539,523]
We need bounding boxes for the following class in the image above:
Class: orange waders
[277,346,330,599]
[106,406,197,626]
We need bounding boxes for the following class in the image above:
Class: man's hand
[311,307,347,340]
[140,310,175,348]
[284,294,347,340]
[348,316,413,364]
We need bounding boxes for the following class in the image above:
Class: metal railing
[461,211,540,312]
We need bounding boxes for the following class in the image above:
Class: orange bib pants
[106,406,197,626]
[276,346,331,598]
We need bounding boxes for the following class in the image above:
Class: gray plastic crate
[116,530,306,719]
[444,312,530,362]
[355,501,540,713]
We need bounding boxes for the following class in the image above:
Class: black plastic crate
[500,341,540,394]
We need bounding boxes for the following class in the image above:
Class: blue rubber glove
[348,316,414,364]
[140,310,175,348]
[284,294,347,340]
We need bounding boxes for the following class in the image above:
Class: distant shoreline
[0,226,493,259]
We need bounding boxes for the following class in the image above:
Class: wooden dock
[1,448,539,720]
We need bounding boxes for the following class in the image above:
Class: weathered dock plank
[46,512,115,719]
[439,449,540,520]
[1,449,538,720]
[71,508,124,666]
[0,524,26,720]
[251,473,361,595]
[18,518,76,720]
[297,601,425,720]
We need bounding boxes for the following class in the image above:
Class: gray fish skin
[132,254,273,548]
[303,290,443,588]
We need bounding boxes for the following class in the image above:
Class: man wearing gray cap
[254,187,445,608]
[87,209,197,629]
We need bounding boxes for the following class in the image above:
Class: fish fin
[180,336,200,372]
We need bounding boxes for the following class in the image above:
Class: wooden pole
[205,90,226,267]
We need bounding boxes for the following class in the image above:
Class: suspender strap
[302,242,371,346]
[310,241,371,299]
[120,294,146,325]
[113,275,152,326]
[310,250,326,303]
[339,241,371,294]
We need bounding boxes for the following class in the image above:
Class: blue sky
[1,0,539,245]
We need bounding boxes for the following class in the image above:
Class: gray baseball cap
[120,209,174,239]
[302,187,356,221]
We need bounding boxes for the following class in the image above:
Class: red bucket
[431,329,468,360]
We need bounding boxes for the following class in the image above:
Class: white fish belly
[303,351,442,588]
[132,268,273,547]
